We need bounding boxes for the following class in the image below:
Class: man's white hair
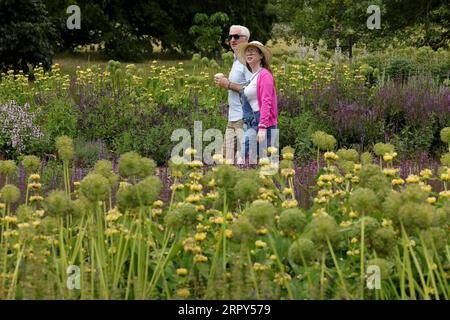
[230,25,250,39]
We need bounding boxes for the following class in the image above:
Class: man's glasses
[228,34,246,40]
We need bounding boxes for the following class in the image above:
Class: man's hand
[214,76,230,89]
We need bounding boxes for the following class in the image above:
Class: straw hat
[235,41,272,67]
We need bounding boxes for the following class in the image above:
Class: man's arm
[217,77,242,93]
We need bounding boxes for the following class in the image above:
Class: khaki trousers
[223,119,244,163]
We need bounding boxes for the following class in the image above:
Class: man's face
[229,27,248,51]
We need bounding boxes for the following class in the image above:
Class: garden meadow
[0,41,450,300]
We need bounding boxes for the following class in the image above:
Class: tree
[269,0,449,50]
[189,12,229,58]
[0,0,56,74]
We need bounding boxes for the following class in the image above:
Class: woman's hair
[246,47,272,74]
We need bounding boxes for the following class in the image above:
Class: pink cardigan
[257,68,278,129]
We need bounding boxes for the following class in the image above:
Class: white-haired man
[214,25,252,163]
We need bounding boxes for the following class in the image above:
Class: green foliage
[189,12,229,58]
[0,0,56,73]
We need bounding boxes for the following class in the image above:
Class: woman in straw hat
[236,41,278,163]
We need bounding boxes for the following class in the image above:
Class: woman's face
[245,46,263,65]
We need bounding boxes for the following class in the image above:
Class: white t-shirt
[244,75,259,112]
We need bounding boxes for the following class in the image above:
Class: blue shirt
[227,57,252,121]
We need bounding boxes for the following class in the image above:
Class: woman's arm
[258,72,274,129]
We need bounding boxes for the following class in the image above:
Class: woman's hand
[257,129,266,143]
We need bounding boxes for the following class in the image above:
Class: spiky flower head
[349,188,379,216]
[336,148,359,162]
[80,173,111,202]
[311,131,336,151]
[397,203,434,232]
[93,160,119,189]
[373,143,395,157]
[360,152,373,165]
[367,258,392,279]
[310,213,340,248]
[16,204,33,222]
[55,136,74,161]
[230,216,257,244]
[281,146,295,160]
[0,184,21,203]
[233,177,259,204]
[440,127,450,144]
[118,151,142,178]
[135,176,162,205]
[421,227,448,251]
[288,238,317,266]
[138,157,156,178]
[213,164,239,190]
[21,155,40,174]
[44,190,72,217]
[371,228,397,257]
[245,200,277,229]
[279,208,307,236]
[0,160,18,177]
[440,153,450,166]
[164,203,197,230]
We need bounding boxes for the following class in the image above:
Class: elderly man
[214,25,252,164]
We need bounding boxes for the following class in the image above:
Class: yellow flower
[353,164,362,172]
[206,191,219,200]
[420,169,433,179]
[28,183,42,190]
[4,216,18,224]
[186,194,201,203]
[405,175,420,184]
[0,203,5,209]
[351,237,359,244]
[283,188,294,196]
[351,176,359,183]
[176,268,188,276]
[29,195,44,202]
[176,288,190,298]
[283,152,294,160]
[339,220,352,228]
[152,208,163,217]
[281,168,295,178]
[190,183,203,192]
[349,210,359,218]
[391,178,405,186]
[259,157,270,165]
[324,152,339,161]
[410,239,416,247]
[439,190,450,199]
[440,173,450,181]
[195,205,205,212]
[267,147,278,155]
[29,174,41,181]
[188,160,203,168]
[194,232,207,241]
[193,254,208,263]
[382,218,392,228]
[281,199,298,208]
[224,229,233,238]
[153,200,164,207]
[257,228,268,235]
[383,168,398,177]
[426,197,436,204]
[255,240,267,249]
